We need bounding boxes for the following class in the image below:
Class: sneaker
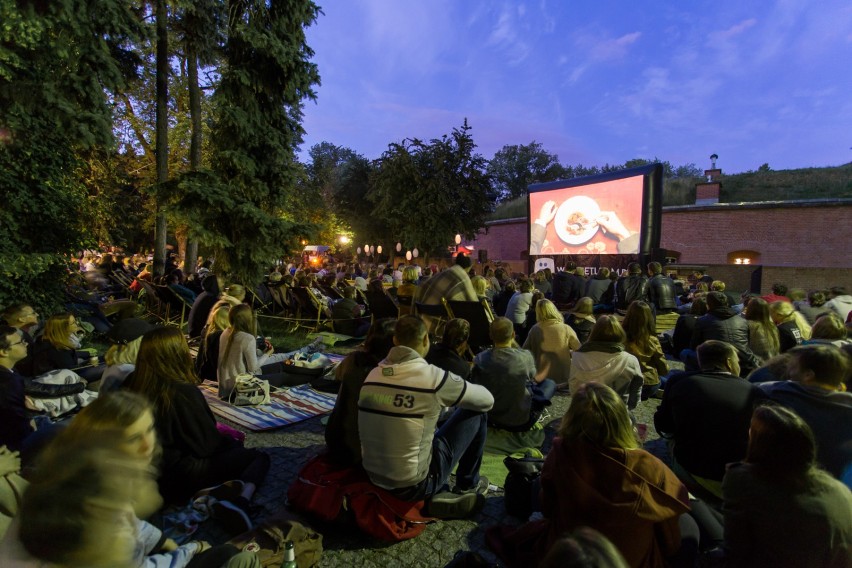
[425,490,486,519]
[193,480,245,503]
[453,475,490,496]
[211,499,253,536]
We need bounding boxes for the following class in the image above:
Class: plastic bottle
[280,540,297,568]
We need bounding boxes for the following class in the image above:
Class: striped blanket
[199,382,337,432]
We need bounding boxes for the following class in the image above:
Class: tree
[369,120,494,257]
[198,0,321,284]
[487,141,565,202]
[0,0,145,309]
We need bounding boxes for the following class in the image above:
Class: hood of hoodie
[201,274,220,296]
[379,345,423,366]
[552,438,690,522]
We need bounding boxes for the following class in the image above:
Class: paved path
[196,389,665,567]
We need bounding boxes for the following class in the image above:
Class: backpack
[227,510,322,567]
[503,454,545,519]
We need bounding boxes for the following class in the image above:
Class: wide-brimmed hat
[571,297,594,317]
[106,318,156,345]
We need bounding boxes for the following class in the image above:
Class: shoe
[453,475,490,496]
[193,480,245,503]
[211,499,253,536]
[425,490,486,519]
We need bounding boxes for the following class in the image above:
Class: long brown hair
[558,382,639,450]
[126,327,199,411]
[744,297,781,354]
[221,303,256,365]
[622,301,655,348]
[43,312,77,349]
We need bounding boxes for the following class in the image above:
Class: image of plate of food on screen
[554,195,601,245]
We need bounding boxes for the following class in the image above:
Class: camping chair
[396,294,414,316]
[290,286,332,333]
[249,284,273,314]
[414,299,450,340]
[364,290,399,322]
[445,297,495,355]
[139,280,167,323]
[268,283,293,317]
[155,284,191,329]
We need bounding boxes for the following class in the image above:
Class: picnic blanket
[199,382,337,432]
[479,423,546,488]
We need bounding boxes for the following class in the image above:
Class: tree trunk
[184,44,203,274]
[153,0,169,276]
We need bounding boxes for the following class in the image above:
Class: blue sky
[299,0,852,174]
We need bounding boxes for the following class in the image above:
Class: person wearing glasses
[0,326,83,464]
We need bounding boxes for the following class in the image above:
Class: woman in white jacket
[568,316,643,410]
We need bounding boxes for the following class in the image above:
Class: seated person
[425,318,472,380]
[332,286,369,337]
[564,297,596,344]
[569,316,643,410]
[187,273,224,338]
[655,340,757,499]
[358,316,494,518]
[27,313,105,382]
[505,279,534,338]
[166,269,197,304]
[195,302,232,383]
[416,254,478,307]
[472,317,556,431]
[325,319,396,467]
[524,299,580,387]
[770,301,812,353]
[722,405,852,567]
[0,304,39,346]
[125,328,270,521]
[100,318,155,392]
[756,344,851,482]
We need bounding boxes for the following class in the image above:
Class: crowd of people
[1,249,851,567]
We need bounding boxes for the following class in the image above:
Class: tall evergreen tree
[204,0,321,283]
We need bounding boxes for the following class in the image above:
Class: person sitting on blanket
[0,326,86,464]
[325,318,397,467]
[471,317,556,432]
[331,286,369,337]
[124,327,270,531]
[26,313,105,384]
[358,315,494,519]
[196,302,233,383]
[0,392,261,567]
[100,318,155,392]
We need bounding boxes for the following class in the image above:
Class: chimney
[695,153,722,205]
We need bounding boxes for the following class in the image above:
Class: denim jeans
[391,408,488,501]
[530,378,556,410]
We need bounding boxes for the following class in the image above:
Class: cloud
[714,18,757,40]
[486,4,532,65]
[563,30,641,84]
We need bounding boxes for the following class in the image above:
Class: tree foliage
[195,0,321,284]
[368,120,494,257]
[0,0,145,310]
[487,141,565,202]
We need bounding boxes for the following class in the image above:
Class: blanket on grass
[199,382,337,431]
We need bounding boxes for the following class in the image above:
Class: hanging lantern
[454,234,462,245]
[377,245,382,255]
[396,242,402,252]
[412,248,419,258]
[356,247,362,255]
[405,251,412,261]
[369,245,375,254]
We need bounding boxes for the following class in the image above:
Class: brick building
[470,198,852,295]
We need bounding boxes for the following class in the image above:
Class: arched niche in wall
[727,250,761,265]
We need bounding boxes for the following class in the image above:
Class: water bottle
[280,540,297,568]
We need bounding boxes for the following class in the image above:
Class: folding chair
[154,284,191,329]
[414,300,450,340]
[249,284,273,314]
[364,290,399,322]
[445,297,495,355]
[396,294,414,316]
[139,280,167,323]
[290,287,332,333]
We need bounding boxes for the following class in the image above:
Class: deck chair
[155,285,192,329]
[268,283,293,317]
[290,286,332,332]
[139,280,167,322]
[445,298,495,355]
[249,284,273,314]
[364,290,399,321]
[396,294,414,316]
[414,299,450,340]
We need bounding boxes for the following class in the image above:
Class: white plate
[554,196,601,245]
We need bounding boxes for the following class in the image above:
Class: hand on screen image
[595,211,634,241]
[535,200,558,225]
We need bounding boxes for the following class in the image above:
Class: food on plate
[565,211,593,235]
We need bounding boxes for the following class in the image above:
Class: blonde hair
[224,284,246,302]
[104,337,142,366]
[43,313,77,350]
[770,301,812,340]
[535,299,563,323]
[471,275,488,297]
